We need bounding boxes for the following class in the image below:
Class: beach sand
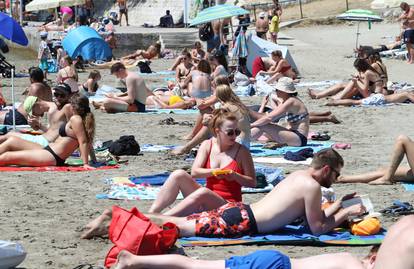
[1,22,414,268]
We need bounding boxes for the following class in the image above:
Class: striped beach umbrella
[336,9,383,22]
[337,9,383,49]
[190,4,249,26]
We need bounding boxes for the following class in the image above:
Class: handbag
[104,206,178,268]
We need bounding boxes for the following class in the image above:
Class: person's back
[191,70,211,98]
[256,16,269,32]
[126,71,151,105]
[27,82,52,102]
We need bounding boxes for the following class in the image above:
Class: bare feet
[81,209,111,239]
[369,176,393,185]
[171,146,190,155]
[329,115,341,124]
[307,88,318,99]
[113,250,136,269]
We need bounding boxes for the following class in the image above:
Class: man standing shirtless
[82,149,365,239]
[92,63,154,113]
[255,12,269,40]
[118,0,129,26]
[399,2,414,64]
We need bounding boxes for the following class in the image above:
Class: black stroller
[0,53,14,78]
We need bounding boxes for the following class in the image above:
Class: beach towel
[250,142,334,157]
[138,70,175,76]
[253,157,312,165]
[97,166,284,200]
[402,183,414,191]
[0,159,119,172]
[88,85,122,103]
[141,144,177,152]
[178,225,385,247]
[296,80,342,90]
[138,109,199,115]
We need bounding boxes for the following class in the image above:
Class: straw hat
[274,77,296,94]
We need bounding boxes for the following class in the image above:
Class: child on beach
[269,8,281,44]
[38,32,51,80]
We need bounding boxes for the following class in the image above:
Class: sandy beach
[1,21,414,268]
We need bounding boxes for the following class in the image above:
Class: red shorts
[187,202,258,238]
[252,57,265,78]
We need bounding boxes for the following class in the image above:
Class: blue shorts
[20,134,49,147]
[39,59,48,72]
[225,250,291,269]
[207,34,220,50]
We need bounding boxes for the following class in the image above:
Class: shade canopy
[0,12,28,46]
[62,26,112,61]
[26,0,85,12]
[190,4,249,26]
[336,9,383,22]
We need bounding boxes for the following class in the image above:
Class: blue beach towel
[250,142,334,157]
[179,225,385,247]
[138,70,175,76]
[402,183,414,191]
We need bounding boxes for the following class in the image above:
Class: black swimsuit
[44,123,73,166]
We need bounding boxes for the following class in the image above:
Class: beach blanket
[138,71,175,76]
[254,157,312,165]
[296,80,342,90]
[141,144,177,152]
[250,142,334,157]
[402,183,414,191]
[96,166,284,200]
[0,159,119,172]
[178,225,386,247]
[88,85,122,103]
[138,109,199,115]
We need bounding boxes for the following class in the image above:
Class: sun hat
[274,77,296,94]
[23,96,38,116]
[259,12,266,18]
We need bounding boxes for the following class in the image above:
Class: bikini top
[286,112,309,123]
[205,140,243,202]
[59,123,76,140]
[61,68,76,82]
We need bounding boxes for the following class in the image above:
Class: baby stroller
[0,53,14,78]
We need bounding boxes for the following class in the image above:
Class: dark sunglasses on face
[223,128,241,137]
[330,166,341,178]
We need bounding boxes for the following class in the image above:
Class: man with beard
[82,149,366,239]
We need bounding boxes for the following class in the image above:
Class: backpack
[108,135,140,156]
[199,22,213,41]
[137,60,152,73]
[104,206,178,268]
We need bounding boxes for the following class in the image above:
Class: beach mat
[250,142,334,157]
[141,144,177,152]
[254,157,312,165]
[137,109,199,115]
[178,225,385,247]
[402,183,414,191]
[138,71,175,76]
[0,159,119,172]
[97,166,284,200]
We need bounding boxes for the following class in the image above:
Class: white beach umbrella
[25,0,86,12]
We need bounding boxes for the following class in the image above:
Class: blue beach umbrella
[232,29,248,59]
[190,4,249,26]
[0,12,28,46]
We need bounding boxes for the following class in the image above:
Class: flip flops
[380,200,414,216]
[311,132,331,141]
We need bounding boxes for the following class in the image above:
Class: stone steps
[160,31,199,50]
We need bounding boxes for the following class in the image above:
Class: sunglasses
[54,92,67,98]
[222,128,241,137]
[330,166,341,178]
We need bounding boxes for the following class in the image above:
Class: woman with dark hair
[175,51,194,83]
[209,50,228,79]
[0,94,96,169]
[251,77,309,146]
[308,58,384,100]
[57,55,79,93]
[180,59,212,99]
[257,50,296,83]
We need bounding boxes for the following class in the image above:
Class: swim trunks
[39,59,49,72]
[207,34,220,51]
[3,109,28,125]
[127,100,146,112]
[187,202,258,238]
[403,29,414,44]
[252,57,265,78]
[225,250,291,269]
[20,134,49,147]
[361,93,386,106]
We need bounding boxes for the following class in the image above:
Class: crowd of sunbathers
[1,1,414,268]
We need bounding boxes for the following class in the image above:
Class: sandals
[311,132,331,141]
[380,200,414,216]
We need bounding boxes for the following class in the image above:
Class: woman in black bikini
[57,55,78,93]
[81,70,101,96]
[251,77,309,146]
[175,51,193,84]
[0,94,96,169]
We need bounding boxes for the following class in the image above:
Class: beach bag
[350,217,381,236]
[109,135,140,156]
[137,60,152,73]
[199,22,213,41]
[104,206,179,268]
